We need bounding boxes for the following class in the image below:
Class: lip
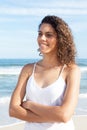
[40,43,49,46]
[39,43,49,51]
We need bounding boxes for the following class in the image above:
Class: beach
[0,58,87,127]
[0,115,87,130]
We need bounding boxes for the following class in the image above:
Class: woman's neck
[39,54,60,68]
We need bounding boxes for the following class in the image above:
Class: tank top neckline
[31,63,66,90]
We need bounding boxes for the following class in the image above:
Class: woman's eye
[46,33,53,38]
[38,32,42,37]
[38,32,54,38]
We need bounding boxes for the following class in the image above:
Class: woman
[9,15,80,130]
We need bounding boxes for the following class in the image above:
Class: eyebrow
[38,31,54,34]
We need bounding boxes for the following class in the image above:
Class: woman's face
[37,23,58,55]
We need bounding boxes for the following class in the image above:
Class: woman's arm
[9,64,44,122]
[22,64,81,123]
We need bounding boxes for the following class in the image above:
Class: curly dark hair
[38,15,77,65]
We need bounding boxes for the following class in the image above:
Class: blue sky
[0,0,87,59]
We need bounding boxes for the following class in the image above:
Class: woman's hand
[22,101,30,110]
[22,100,35,110]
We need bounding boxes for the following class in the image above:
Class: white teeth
[42,43,49,46]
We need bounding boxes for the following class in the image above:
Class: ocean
[0,58,87,126]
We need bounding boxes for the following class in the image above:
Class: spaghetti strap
[32,63,36,74]
[59,64,65,77]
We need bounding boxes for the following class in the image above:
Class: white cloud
[0,0,87,16]
[48,1,87,8]
[0,7,87,16]
[5,0,87,8]
[0,17,17,22]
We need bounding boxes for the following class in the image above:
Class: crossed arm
[9,64,80,123]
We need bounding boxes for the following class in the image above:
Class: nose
[41,34,46,41]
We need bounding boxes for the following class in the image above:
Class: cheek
[51,40,58,47]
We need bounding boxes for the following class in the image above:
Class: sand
[0,115,87,130]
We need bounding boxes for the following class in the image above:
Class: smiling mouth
[40,43,49,46]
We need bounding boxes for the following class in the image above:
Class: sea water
[0,58,87,126]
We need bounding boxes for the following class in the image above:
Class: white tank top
[24,63,75,130]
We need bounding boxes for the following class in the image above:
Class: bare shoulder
[65,64,81,78]
[69,64,80,72]
[20,63,35,78]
